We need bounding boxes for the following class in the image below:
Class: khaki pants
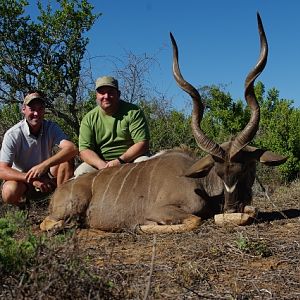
[74,156,150,177]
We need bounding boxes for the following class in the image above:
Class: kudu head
[171,13,286,212]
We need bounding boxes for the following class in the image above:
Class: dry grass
[0,179,299,299]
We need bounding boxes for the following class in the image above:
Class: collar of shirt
[23,119,44,138]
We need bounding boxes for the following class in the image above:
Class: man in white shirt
[0,91,78,207]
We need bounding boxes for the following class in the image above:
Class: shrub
[0,211,38,273]
[235,234,272,257]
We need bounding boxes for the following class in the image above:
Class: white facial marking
[223,182,237,193]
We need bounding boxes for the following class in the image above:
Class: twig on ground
[255,176,288,219]
[143,234,157,300]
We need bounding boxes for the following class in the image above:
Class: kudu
[41,13,286,233]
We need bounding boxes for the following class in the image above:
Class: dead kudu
[41,13,286,233]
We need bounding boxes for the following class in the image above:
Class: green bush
[235,234,272,257]
[255,88,300,181]
[0,211,38,273]
[140,99,197,153]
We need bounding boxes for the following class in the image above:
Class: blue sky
[33,1,300,110]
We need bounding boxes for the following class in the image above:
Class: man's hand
[25,162,49,182]
[31,176,56,193]
[105,159,122,168]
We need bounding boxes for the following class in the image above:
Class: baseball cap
[95,76,119,90]
[23,92,45,105]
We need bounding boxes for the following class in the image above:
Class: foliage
[140,98,197,153]
[0,0,99,135]
[199,85,250,143]
[0,210,38,273]
[0,207,118,298]
[254,86,300,181]
[48,89,97,144]
[111,50,160,104]
[235,233,272,257]
[0,103,22,145]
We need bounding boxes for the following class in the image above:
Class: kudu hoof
[40,216,64,232]
[214,207,258,226]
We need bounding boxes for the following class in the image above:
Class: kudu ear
[259,150,287,166]
[243,146,287,166]
[184,155,215,178]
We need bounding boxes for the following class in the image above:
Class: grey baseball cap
[95,76,119,90]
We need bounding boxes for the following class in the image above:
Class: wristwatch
[117,157,126,164]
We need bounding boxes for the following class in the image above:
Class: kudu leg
[138,206,202,234]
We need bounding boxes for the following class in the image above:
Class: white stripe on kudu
[114,163,139,206]
[147,155,163,203]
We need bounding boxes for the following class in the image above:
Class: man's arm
[0,162,58,193]
[25,140,78,181]
[0,162,27,182]
[119,140,149,162]
[79,148,108,170]
[106,140,149,167]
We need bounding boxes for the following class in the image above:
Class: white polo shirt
[0,119,68,172]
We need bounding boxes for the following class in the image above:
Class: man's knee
[50,160,74,185]
[74,162,97,177]
[1,181,27,205]
[55,160,75,186]
[134,155,150,163]
[61,160,75,177]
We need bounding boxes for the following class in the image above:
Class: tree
[199,84,249,143]
[255,87,300,181]
[92,49,162,105]
[0,103,22,145]
[0,0,99,135]
[140,98,196,153]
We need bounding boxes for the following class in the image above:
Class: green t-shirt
[79,100,150,161]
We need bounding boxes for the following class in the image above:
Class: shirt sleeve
[129,108,150,143]
[49,122,69,146]
[0,132,17,165]
[78,115,96,152]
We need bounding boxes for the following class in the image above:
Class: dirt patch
[1,180,299,299]
[74,219,299,299]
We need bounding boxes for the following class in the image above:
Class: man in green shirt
[75,76,150,176]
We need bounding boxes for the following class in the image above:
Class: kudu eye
[215,166,225,179]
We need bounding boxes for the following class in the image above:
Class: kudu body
[41,14,286,233]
